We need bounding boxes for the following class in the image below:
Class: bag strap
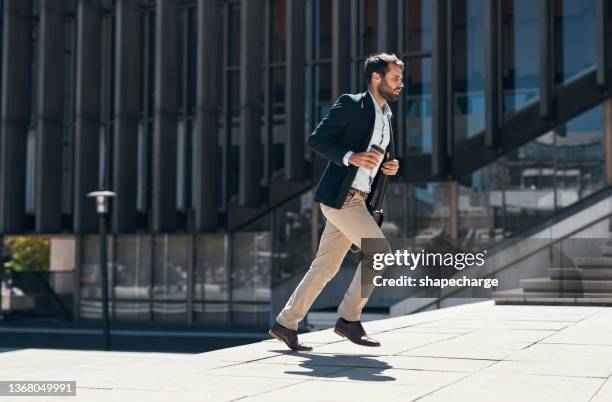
[371,115,395,212]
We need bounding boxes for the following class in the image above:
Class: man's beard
[378,81,401,102]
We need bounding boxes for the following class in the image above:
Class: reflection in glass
[314,64,332,123]
[194,234,229,325]
[555,105,604,205]
[453,0,485,144]
[502,0,539,116]
[79,235,112,319]
[349,0,377,92]
[228,2,241,67]
[271,193,315,285]
[152,235,189,322]
[383,182,451,238]
[232,221,272,327]
[554,0,597,83]
[228,71,240,202]
[357,0,377,57]
[458,104,604,238]
[313,0,332,59]
[114,235,151,321]
[403,57,432,154]
[271,67,286,175]
[403,0,432,52]
[271,0,286,63]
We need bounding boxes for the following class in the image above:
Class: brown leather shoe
[268,322,313,351]
[334,317,380,347]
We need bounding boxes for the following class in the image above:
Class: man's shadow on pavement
[269,350,396,382]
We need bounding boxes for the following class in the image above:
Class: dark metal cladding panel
[484,0,500,150]
[112,0,140,233]
[152,0,178,232]
[376,0,398,54]
[35,0,65,233]
[331,0,350,99]
[539,0,554,119]
[193,0,220,231]
[285,0,305,181]
[431,0,448,178]
[0,0,32,234]
[74,0,102,233]
[238,0,263,207]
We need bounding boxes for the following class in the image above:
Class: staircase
[493,243,612,306]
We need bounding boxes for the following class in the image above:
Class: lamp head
[87,190,116,214]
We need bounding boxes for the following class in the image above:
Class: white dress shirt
[342,90,392,193]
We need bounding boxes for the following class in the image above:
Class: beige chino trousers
[276,188,391,331]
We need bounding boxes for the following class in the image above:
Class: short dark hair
[363,53,404,86]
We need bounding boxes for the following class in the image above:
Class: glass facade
[453,0,485,144]
[2,0,611,328]
[400,0,432,155]
[555,0,597,83]
[502,0,540,116]
[458,104,605,239]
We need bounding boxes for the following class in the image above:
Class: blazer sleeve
[307,94,353,167]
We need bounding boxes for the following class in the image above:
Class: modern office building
[0,0,611,329]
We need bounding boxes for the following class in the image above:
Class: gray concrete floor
[2,300,612,401]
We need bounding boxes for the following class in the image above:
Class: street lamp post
[87,190,116,351]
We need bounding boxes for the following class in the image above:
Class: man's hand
[381,157,399,175]
[348,151,383,171]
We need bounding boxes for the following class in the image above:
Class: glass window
[152,234,190,323]
[502,0,540,116]
[457,103,604,238]
[194,234,230,325]
[232,227,272,327]
[228,70,240,202]
[403,0,433,53]
[403,57,432,154]
[228,2,241,67]
[114,235,151,321]
[384,182,451,238]
[313,0,332,59]
[305,0,332,160]
[453,0,485,145]
[554,0,597,83]
[349,0,377,92]
[271,0,286,63]
[313,63,332,123]
[555,104,604,205]
[270,67,286,175]
[358,0,377,56]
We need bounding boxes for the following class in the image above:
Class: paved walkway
[2,301,612,401]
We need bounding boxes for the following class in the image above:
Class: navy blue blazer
[307,90,396,209]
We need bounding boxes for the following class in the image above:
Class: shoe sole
[334,327,380,347]
[268,329,313,351]
[333,328,347,338]
[268,329,284,343]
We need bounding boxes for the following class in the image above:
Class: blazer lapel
[386,114,395,160]
[358,91,376,151]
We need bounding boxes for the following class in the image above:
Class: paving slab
[2,300,612,401]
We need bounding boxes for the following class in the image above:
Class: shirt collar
[368,90,392,118]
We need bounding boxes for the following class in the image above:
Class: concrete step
[600,244,612,256]
[574,256,612,268]
[549,267,612,280]
[521,277,612,292]
[493,288,612,306]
